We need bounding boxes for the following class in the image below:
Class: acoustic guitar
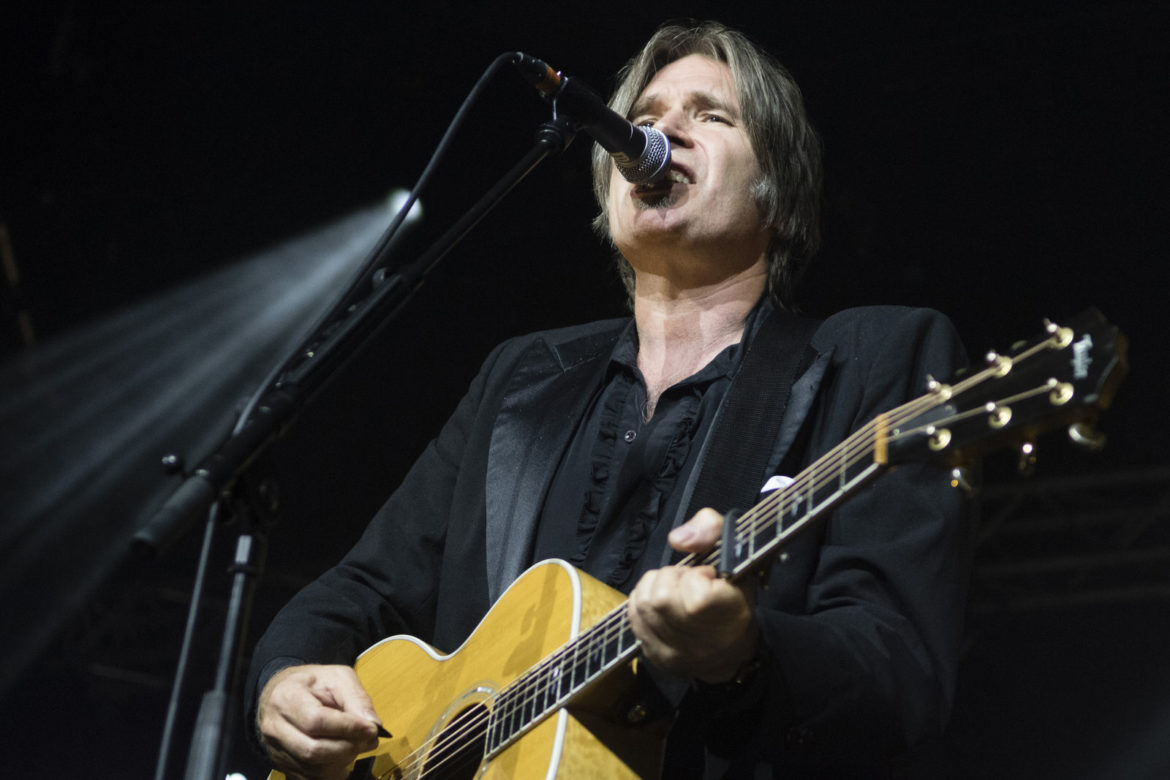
[269,309,1126,779]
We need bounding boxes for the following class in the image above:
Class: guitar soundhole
[420,702,489,779]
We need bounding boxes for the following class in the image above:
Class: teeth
[635,169,691,194]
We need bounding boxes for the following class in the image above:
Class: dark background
[2,2,1168,777]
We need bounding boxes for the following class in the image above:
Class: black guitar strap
[684,307,819,527]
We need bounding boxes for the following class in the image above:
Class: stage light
[0,200,409,695]
[387,187,423,225]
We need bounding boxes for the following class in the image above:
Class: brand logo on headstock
[1072,333,1094,379]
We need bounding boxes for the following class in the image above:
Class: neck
[632,263,765,417]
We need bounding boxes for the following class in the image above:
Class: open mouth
[634,165,693,196]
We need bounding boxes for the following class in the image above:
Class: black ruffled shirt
[531,299,770,592]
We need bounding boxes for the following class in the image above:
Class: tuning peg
[1017,442,1037,476]
[949,467,977,497]
[160,453,186,477]
[1068,422,1106,451]
[925,374,952,400]
[985,351,1012,376]
[1043,318,1074,348]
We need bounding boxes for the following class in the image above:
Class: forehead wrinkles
[628,88,740,121]
[627,57,741,121]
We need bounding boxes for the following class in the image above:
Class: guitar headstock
[885,308,1128,467]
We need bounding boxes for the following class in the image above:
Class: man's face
[606,54,769,275]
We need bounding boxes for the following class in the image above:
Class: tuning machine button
[1068,422,1106,451]
[949,467,976,497]
[1017,442,1037,476]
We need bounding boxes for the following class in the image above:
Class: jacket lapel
[484,323,624,602]
[664,326,835,563]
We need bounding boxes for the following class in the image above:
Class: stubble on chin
[633,190,682,210]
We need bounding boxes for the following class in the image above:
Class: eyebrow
[628,89,738,121]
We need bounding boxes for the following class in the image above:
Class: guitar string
[384,335,1065,775]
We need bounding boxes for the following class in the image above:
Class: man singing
[249,20,971,778]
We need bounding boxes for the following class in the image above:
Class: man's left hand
[628,508,759,683]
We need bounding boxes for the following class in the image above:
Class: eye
[634,118,657,127]
[701,112,731,124]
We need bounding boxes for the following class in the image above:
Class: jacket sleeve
[695,307,974,770]
[243,337,513,739]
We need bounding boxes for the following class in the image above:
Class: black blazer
[247,305,971,770]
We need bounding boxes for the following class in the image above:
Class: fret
[501,687,515,739]
[747,512,757,563]
[588,628,606,677]
[486,701,499,753]
[762,506,778,548]
[594,617,613,668]
[498,686,517,745]
[601,618,618,665]
[613,619,634,663]
[567,630,581,694]
[599,620,620,672]
[763,503,779,543]
[549,660,563,703]
[539,664,553,714]
[610,621,624,655]
[519,675,537,727]
[488,688,512,754]
[582,634,597,680]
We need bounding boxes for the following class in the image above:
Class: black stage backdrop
[2,2,1168,777]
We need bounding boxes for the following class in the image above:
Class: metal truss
[971,464,1170,613]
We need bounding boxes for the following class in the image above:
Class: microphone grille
[616,127,671,185]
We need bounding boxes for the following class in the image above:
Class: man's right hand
[257,664,382,780]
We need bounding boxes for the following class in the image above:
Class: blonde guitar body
[269,560,665,779]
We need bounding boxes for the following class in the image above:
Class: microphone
[513,53,670,185]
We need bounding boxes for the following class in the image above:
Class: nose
[653,107,693,148]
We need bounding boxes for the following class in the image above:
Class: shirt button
[623,430,637,443]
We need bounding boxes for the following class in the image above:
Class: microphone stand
[139,115,578,780]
